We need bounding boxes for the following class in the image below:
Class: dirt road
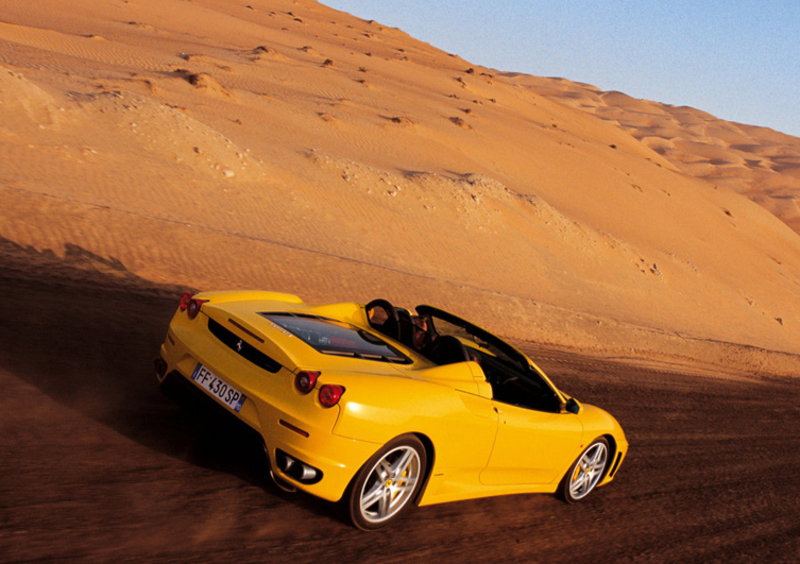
[2,254,799,563]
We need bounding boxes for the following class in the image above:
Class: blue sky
[323,1,800,137]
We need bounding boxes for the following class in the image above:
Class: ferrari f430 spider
[155,291,627,530]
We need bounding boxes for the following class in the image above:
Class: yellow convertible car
[155,291,627,530]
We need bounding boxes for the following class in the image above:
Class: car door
[479,401,583,486]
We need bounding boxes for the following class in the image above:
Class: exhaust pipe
[279,452,319,481]
[263,443,296,493]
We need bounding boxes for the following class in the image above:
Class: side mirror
[565,398,581,414]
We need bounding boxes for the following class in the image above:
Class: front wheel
[347,434,427,530]
[560,437,609,502]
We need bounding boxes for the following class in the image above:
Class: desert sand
[2,278,799,562]
[2,0,800,374]
[3,0,800,561]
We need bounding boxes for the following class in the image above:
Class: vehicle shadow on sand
[0,237,340,522]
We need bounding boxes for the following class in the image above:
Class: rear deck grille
[207,318,282,373]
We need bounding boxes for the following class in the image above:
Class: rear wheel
[561,437,609,502]
[348,435,427,530]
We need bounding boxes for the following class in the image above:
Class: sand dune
[2,0,800,370]
[514,74,800,237]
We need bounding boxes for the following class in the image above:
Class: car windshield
[261,312,411,364]
[417,305,562,412]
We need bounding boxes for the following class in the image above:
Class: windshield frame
[415,305,532,371]
[415,305,565,411]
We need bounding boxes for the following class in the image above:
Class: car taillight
[319,384,344,408]
[295,371,320,394]
[180,292,208,320]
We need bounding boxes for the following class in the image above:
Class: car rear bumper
[156,316,381,503]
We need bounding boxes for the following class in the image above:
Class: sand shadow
[0,237,338,521]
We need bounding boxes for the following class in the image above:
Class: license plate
[191,363,247,412]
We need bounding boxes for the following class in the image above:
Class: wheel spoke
[395,481,417,494]
[361,482,385,511]
[396,475,417,488]
[378,488,391,517]
[377,459,392,480]
[391,448,415,478]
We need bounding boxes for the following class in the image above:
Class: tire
[560,437,610,503]
[347,434,427,531]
